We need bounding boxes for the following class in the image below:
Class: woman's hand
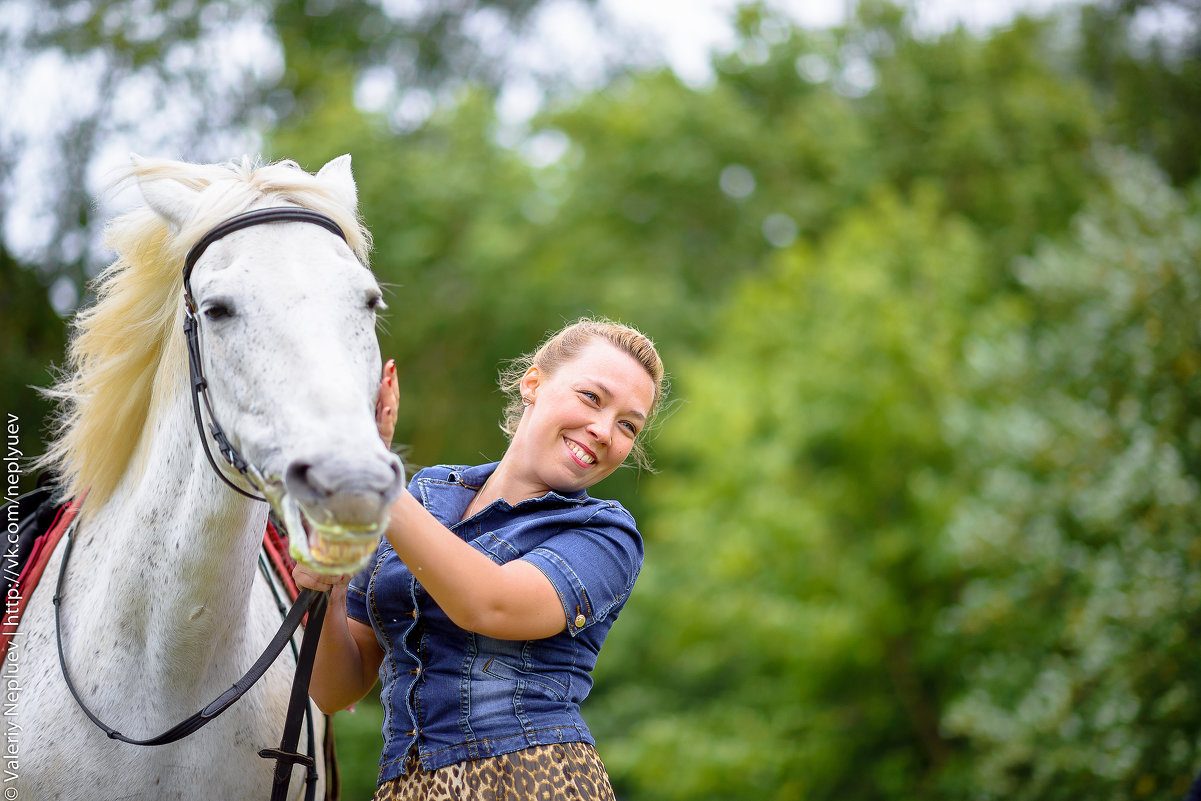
[375,359,399,445]
[293,564,353,598]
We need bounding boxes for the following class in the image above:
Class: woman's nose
[588,418,612,446]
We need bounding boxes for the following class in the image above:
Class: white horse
[9,155,403,800]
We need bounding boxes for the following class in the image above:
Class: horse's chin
[278,496,386,575]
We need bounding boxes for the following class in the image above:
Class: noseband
[182,207,349,500]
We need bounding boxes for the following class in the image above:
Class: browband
[183,207,347,308]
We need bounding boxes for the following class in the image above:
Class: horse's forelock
[241,159,371,262]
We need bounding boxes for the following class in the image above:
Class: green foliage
[0,242,66,493]
[1079,2,1201,186]
[271,0,559,121]
[938,149,1201,800]
[0,0,577,307]
[268,4,1105,476]
[858,13,1102,270]
[597,184,987,800]
[333,694,385,801]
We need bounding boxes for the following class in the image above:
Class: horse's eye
[203,301,234,321]
[366,292,386,312]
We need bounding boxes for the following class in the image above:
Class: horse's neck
[73,388,268,690]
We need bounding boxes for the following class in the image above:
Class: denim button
[574,614,586,628]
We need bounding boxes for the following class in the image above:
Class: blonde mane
[39,157,372,510]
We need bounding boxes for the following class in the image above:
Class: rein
[55,206,351,801]
[53,512,327,800]
[52,515,322,743]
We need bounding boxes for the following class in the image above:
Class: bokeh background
[3,0,1201,798]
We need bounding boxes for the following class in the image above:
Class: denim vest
[346,462,644,785]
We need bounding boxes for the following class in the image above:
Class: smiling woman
[497,318,665,473]
[294,317,668,801]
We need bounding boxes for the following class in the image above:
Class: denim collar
[453,462,587,503]
[428,462,589,529]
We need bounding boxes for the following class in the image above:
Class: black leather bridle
[183,206,349,502]
[54,207,354,801]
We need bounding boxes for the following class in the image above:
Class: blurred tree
[594,182,987,801]
[271,0,566,117]
[2,0,276,293]
[938,149,1201,800]
[853,6,1101,273]
[1079,0,1201,186]
[268,1,1105,479]
[0,0,579,296]
[0,240,65,492]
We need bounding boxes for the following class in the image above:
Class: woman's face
[516,339,655,495]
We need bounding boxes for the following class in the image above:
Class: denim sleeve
[522,504,644,637]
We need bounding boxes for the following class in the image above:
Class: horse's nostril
[284,461,323,503]
[284,454,404,524]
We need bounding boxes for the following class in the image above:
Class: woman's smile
[565,437,598,467]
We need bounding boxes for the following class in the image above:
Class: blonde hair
[499,317,667,470]
[38,157,371,510]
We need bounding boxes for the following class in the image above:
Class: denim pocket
[482,657,569,701]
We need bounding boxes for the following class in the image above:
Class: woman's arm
[375,358,566,639]
[293,567,386,714]
[386,492,567,641]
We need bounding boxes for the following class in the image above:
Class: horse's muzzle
[270,452,404,574]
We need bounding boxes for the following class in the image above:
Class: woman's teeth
[566,440,595,465]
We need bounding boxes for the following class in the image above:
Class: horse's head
[137,155,403,574]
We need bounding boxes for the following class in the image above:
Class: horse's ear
[316,154,358,213]
[131,154,199,230]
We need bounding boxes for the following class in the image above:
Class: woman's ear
[519,366,541,404]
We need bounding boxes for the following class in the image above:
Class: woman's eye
[579,390,598,403]
[621,421,639,436]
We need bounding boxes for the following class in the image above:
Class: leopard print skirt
[372,742,617,801]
